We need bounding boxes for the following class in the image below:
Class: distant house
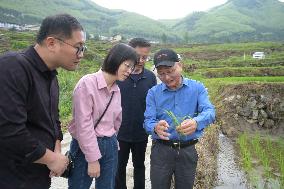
[0,22,39,31]
[99,35,110,41]
[150,40,159,44]
[252,52,265,59]
[24,25,40,31]
[0,22,21,30]
[111,34,122,43]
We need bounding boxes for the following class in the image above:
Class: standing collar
[130,67,150,80]
[131,67,146,76]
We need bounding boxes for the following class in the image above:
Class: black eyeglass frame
[55,37,87,56]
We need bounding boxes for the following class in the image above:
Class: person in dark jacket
[0,14,86,189]
[115,38,157,189]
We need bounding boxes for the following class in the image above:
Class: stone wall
[217,83,284,138]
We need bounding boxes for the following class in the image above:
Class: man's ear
[45,37,57,52]
[176,62,183,69]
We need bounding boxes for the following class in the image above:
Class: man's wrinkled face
[157,62,182,90]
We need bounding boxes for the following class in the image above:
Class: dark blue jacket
[117,68,157,142]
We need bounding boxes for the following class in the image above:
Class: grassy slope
[173,0,284,42]
[1,0,284,42]
[0,0,172,40]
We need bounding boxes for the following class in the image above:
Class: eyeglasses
[157,67,177,79]
[124,62,135,72]
[55,37,87,56]
[139,55,148,61]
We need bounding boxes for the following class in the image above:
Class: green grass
[174,42,284,53]
[193,67,284,78]
[184,73,284,101]
[203,76,284,83]
[237,133,284,187]
[58,59,100,127]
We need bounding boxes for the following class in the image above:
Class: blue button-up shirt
[144,77,215,141]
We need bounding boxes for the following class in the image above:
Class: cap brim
[155,61,175,68]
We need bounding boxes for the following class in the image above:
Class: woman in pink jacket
[68,43,138,189]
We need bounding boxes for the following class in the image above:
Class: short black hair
[128,38,151,48]
[36,13,83,44]
[102,43,138,75]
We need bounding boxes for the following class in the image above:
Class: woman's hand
[88,160,100,178]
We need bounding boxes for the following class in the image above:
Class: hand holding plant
[165,110,197,136]
[176,119,197,136]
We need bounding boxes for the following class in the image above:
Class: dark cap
[153,49,179,68]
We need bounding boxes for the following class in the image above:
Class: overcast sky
[92,0,284,20]
[92,0,229,20]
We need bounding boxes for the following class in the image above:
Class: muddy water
[214,133,249,189]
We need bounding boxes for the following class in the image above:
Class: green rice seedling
[237,133,252,172]
[252,133,262,155]
[279,153,284,187]
[265,137,273,152]
[164,110,194,138]
[164,110,180,128]
[260,149,271,178]
[243,150,253,172]
[250,174,262,189]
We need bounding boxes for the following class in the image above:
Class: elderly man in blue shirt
[144,49,215,189]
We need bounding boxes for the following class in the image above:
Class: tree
[93,34,100,41]
[161,33,167,44]
[183,31,189,44]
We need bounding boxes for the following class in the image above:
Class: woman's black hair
[102,43,138,75]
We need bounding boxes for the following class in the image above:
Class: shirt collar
[23,46,58,77]
[130,68,146,79]
[97,70,120,92]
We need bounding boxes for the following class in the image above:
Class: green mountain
[172,0,284,43]
[0,0,284,43]
[0,0,177,41]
